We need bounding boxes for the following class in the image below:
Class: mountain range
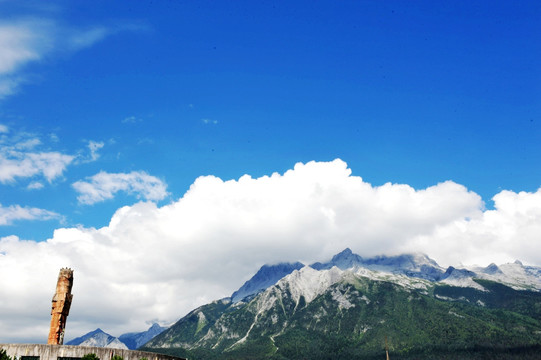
[66,323,167,350]
[141,248,541,359]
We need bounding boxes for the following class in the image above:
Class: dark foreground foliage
[143,344,541,360]
[0,349,11,360]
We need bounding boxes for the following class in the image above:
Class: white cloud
[0,124,74,184]
[87,140,104,162]
[0,19,52,73]
[0,150,74,183]
[0,17,145,99]
[72,171,169,205]
[0,159,540,343]
[414,188,541,266]
[65,23,148,52]
[27,181,44,190]
[49,133,59,142]
[0,76,20,98]
[14,137,41,150]
[0,126,75,184]
[122,115,142,124]
[0,203,60,225]
[67,26,111,51]
[0,19,54,98]
[0,148,74,183]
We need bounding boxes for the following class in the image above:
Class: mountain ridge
[143,248,541,359]
[66,328,128,349]
[66,323,167,350]
[230,248,541,304]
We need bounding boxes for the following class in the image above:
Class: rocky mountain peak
[484,263,503,274]
[231,261,305,302]
[311,247,364,270]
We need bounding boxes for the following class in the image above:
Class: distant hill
[119,323,167,350]
[142,249,541,359]
[66,328,127,349]
[66,323,167,350]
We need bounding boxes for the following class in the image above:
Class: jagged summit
[228,248,541,309]
[441,266,476,280]
[66,328,106,344]
[310,249,444,281]
[311,248,363,270]
[231,261,305,302]
[230,249,449,305]
[484,263,503,275]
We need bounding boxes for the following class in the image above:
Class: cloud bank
[0,159,540,343]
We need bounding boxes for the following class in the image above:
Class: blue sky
[1,0,539,240]
[1,0,541,342]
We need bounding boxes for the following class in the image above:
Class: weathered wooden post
[47,268,74,345]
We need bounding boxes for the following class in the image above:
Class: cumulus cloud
[72,171,169,205]
[2,159,539,343]
[415,188,541,266]
[0,203,61,225]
